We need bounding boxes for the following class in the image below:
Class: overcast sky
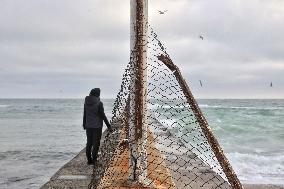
[0,0,283,99]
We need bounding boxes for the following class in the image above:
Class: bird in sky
[199,35,204,40]
[158,10,168,14]
[199,80,203,87]
[270,82,273,87]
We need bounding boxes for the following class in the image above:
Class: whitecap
[147,103,161,110]
[148,103,190,110]
[159,118,178,128]
[229,106,283,110]
[199,104,222,108]
[228,152,284,184]
[216,118,222,123]
[199,104,283,110]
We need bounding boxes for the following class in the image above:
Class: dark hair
[90,88,100,97]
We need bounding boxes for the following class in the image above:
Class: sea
[0,99,283,188]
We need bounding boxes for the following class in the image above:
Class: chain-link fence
[88,26,243,189]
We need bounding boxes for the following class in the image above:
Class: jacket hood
[85,96,100,105]
[90,88,100,97]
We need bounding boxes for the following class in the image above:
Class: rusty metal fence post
[129,0,148,182]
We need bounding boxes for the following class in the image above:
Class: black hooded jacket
[83,96,111,129]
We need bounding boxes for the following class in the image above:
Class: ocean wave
[229,106,283,110]
[158,118,178,128]
[155,115,284,184]
[148,103,283,111]
[148,103,284,111]
[199,104,222,108]
[147,103,160,110]
[148,103,190,110]
[0,150,74,161]
[7,175,35,183]
[200,104,283,110]
[228,152,284,184]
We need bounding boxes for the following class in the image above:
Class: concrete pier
[40,122,284,189]
[40,148,93,189]
[40,148,284,189]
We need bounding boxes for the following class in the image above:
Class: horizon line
[1,97,283,100]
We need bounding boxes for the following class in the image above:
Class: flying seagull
[199,35,204,40]
[199,80,203,87]
[270,82,273,87]
[158,10,168,14]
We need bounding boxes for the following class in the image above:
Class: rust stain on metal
[134,0,146,140]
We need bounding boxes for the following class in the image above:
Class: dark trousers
[86,127,102,163]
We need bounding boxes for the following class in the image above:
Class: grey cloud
[0,0,283,98]
[154,0,284,63]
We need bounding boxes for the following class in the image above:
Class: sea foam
[228,152,284,184]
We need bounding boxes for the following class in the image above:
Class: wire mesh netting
[87,25,243,189]
[88,2,242,186]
